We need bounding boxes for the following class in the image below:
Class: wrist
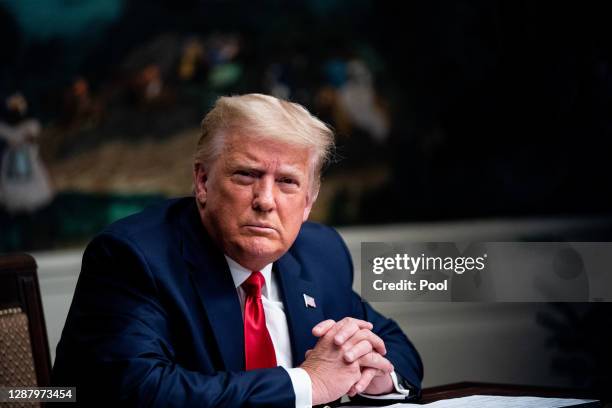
[300,363,326,405]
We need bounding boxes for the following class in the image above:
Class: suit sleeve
[52,233,295,407]
[331,227,424,401]
[351,293,424,400]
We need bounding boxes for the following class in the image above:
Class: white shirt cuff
[284,367,312,408]
[358,371,411,400]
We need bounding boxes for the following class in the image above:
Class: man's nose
[252,177,276,212]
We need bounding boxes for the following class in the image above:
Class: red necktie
[242,271,277,370]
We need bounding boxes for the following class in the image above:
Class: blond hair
[195,93,334,192]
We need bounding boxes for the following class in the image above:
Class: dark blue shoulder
[294,221,346,248]
[100,197,192,248]
[290,221,354,286]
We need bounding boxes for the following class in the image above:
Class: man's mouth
[243,223,277,233]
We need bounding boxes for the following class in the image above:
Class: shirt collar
[225,256,273,298]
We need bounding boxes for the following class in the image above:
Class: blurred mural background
[1,0,612,398]
[2,0,611,251]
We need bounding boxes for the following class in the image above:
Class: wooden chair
[0,253,51,390]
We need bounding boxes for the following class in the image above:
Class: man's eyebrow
[225,157,262,170]
[276,166,304,180]
[226,159,305,179]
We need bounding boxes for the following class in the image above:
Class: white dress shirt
[225,256,410,407]
[225,256,312,408]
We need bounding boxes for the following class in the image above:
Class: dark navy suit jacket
[52,198,423,407]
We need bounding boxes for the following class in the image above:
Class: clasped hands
[300,317,394,405]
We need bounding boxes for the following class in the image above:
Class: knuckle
[348,361,359,372]
[359,331,372,342]
[324,325,338,339]
[362,369,374,382]
[355,341,371,356]
[371,334,384,346]
[358,328,370,337]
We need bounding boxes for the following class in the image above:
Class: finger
[353,368,378,394]
[333,319,361,346]
[342,328,387,356]
[357,352,394,373]
[344,339,372,363]
[305,349,312,359]
[347,384,359,398]
[320,316,350,342]
[347,367,384,397]
[365,330,386,356]
[312,319,335,337]
[364,330,386,355]
[333,318,373,345]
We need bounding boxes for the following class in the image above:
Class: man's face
[194,132,315,271]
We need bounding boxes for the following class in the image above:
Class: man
[53,94,423,406]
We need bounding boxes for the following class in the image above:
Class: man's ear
[193,162,208,207]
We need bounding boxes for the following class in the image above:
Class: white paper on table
[349,394,599,408]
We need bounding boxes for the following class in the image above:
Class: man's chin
[234,238,285,266]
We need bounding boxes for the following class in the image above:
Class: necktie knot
[242,271,265,298]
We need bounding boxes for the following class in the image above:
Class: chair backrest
[0,254,51,388]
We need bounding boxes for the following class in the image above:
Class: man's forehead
[222,134,313,168]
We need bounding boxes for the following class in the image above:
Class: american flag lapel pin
[303,293,316,308]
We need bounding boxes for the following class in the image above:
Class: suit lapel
[180,202,245,371]
[276,252,325,367]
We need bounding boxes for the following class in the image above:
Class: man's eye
[233,171,256,182]
[235,169,259,177]
[278,178,298,185]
